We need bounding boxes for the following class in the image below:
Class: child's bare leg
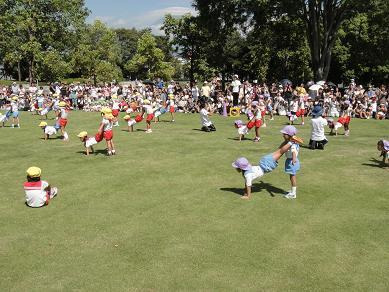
[290,175,296,187]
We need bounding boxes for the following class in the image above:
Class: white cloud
[91,6,197,35]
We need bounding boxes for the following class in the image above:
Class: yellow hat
[26,166,41,178]
[143,99,150,105]
[169,95,175,100]
[59,101,67,107]
[104,113,114,120]
[38,108,43,111]
[38,121,47,127]
[112,94,118,99]
[12,96,18,101]
[123,115,131,120]
[53,93,59,97]
[101,107,112,114]
[77,131,88,138]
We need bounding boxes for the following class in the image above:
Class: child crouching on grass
[232,126,303,200]
[234,120,249,141]
[377,140,389,166]
[77,131,101,156]
[38,121,57,140]
[24,167,58,208]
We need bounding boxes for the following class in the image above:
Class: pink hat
[280,125,297,136]
[232,157,251,171]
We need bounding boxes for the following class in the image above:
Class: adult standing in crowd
[231,74,241,106]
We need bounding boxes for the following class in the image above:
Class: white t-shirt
[200,108,212,126]
[102,118,113,131]
[45,126,57,136]
[85,136,98,148]
[24,180,49,207]
[311,117,328,141]
[60,108,68,119]
[231,80,241,93]
[244,166,264,187]
[285,143,299,159]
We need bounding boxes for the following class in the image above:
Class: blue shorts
[12,111,19,118]
[259,154,278,173]
[285,158,300,175]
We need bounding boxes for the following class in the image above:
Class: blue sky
[85,0,196,34]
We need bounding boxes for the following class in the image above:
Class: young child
[10,96,20,128]
[112,96,120,126]
[199,102,216,132]
[143,99,157,133]
[99,112,116,155]
[232,129,303,199]
[281,126,301,199]
[251,101,262,142]
[377,140,389,166]
[24,166,58,208]
[234,120,249,141]
[77,131,99,156]
[38,121,57,140]
[328,114,349,136]
[309,105,328,150]
[167,94,175,122]
[57,101,69,141]
[288,96,299,125]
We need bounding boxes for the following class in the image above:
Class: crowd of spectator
[0,77,388,120]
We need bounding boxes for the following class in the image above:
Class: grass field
[1,111,388,291]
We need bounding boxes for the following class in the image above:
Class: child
[280,126,301,199]
[38,121,57,140]
[377,140,389,165]
[24,166,58,208]
[199,102,216,132]
[309,105,328,150]
[328,114,348,136]
[10,96,20,128]
[99,112,116,155]
[234,120,249,141]
[77,131,99,156]
[143,99,157,133]
[232,130,303,200]
[251,101,262,142]
[167,94,175,122]
[57,101,69,141]
[288,96,299,125]
[112,96,120,126]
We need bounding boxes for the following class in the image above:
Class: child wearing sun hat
[167,94,176,122]
[309,105,328,150]
[234,119,250,141]
[99,112,116,155]
[38,121,57,140]
[77,131,99,156]
[232,126,303,199]
[280,125,301,199]
[10,95,20,128]
[56,101,70,141]
[24,167,58,208]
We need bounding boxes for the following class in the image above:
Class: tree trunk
[28,58,34,85]
[17,61,21,82]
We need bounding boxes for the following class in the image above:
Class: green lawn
[1,111,388,291]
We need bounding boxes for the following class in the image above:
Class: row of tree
[0,0,388,85]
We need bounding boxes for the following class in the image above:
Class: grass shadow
[136,129,147,132]
[227,137,252,141]
[220,181,286,198]
[362,158,388,169]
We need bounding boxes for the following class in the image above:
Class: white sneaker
[262,123,267,128]
[284,192,296,199]
[301,122,304,125]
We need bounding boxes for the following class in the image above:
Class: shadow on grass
[220,181,286,198]
[136,129,147,132]
[227,137,252,141]
[40,136,63,140]
[76,149,107,156]
[362,158,388,169]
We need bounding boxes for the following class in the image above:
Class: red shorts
[261,111,266,118]
[95,132,103,142]
[112,109,119,117]
[146,114,154,122]
[296,109,304,117]
[59,118,68,127]
[255,120,262,128]
[169,106,175,113]
[103,130,113,141]
[247,121,255,129]
[345,116,351,124]
[135,115,143,122]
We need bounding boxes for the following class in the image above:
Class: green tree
[125,32,175,80]
[0,0,88,83]
[72,20,122,85]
